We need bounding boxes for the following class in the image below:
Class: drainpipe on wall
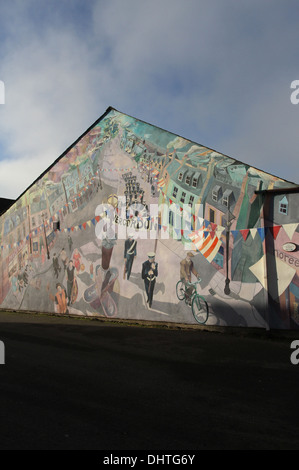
[260,192,270,331]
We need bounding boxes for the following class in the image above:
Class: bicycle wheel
[101,292,117,318]
[191,295,209,324]
[176,280,185,300]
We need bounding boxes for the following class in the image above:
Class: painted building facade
[0,107,298,329]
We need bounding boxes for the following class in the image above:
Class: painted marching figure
[124,234,137,280]
[66,259,75,305]
[142,252,158,309]
[52,253,61,279]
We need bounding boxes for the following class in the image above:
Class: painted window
[209,208,215,223]
[169,211,174,226]
[172,186,178,199]
[279,196,288,215]
[212,185,221,202]
[192,177,198,188]
[222,189,233,207]
[189,195,195,207]
[180,191,186,203]
[178,172,184,182]
[186,174,191,185]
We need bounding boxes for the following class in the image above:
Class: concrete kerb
[0,308,297,341]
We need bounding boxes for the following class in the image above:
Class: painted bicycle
[176,278,209,324]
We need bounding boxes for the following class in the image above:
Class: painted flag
[269,225,281,240]
[240,229,250,241]
[157,177,165,188]
[188,229,222,263]
[283,223,298,240]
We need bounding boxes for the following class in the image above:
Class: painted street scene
[1,108,299,329]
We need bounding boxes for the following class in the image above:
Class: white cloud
[0,0,299,200]
[0,25,108,198]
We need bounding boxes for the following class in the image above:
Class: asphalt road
[0,311,298,450]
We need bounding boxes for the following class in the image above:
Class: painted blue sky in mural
[0,0,299,199]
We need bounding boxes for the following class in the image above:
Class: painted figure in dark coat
[141,252,158,309]
[66,259,75,305]
[124,234,137,280]
[52,253,61,278]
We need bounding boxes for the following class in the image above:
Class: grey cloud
[0,0,299,199]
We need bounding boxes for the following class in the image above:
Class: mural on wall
[0,107,298,329]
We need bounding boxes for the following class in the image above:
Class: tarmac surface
[0,310,299,450]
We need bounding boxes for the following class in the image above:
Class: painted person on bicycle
[180,252,200,305]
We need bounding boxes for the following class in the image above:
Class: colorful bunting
[257,227,266,242]
[269,225,281,240]
[240,229,250,241]
[188,230,222,263]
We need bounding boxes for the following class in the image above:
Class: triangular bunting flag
[240,229,250,241]
[231,230,239,240]
[216,227,224,238]
[269,225,281,240]
[257,227,265,241]
[83,222,87,230]
[283,223,298,240]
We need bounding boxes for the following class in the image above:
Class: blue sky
[0,0,299,199]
